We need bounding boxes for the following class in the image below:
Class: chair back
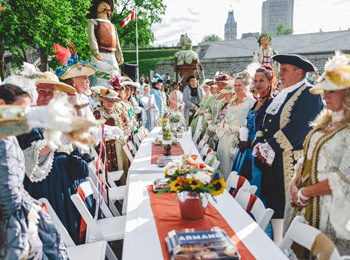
[123,144,134,163]
[280,216,345,260]
[192,129,202,144]
[235,188,274,230]
[39,198,76,247]
[134,133,141,148]
[127,140,137,156]
[226,171,257,196]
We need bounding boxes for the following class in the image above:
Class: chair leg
[105,243,119,260]
[109,199,121,216]
[271,218,284,245]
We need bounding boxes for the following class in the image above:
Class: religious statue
[87,0,123,85]
[174,34,205,91]
[253,32,280,76]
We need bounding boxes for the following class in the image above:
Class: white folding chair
[280,216,349,260]
[197,134,209,152]
[134,133,141,148]
[123,144,134,164]
[192,128,202,145]
[235,188,273,230]
[140,127,149,137]
[88,164,125,216]
[127,140,137,157]
[204,154,220,170]
[71,178,126,243]
[39,198,118,260]
[226,171,257,195]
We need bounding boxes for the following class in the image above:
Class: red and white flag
[121,10,135,28]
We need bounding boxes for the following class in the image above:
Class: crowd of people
[0,41,350,259]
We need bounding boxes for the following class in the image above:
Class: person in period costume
[189,79,213,136]
[232,65,276,198]
[253,32,280,76]
[169,81,184,111]
[206,72,233,149]
[183,75,204,126]
[150,74,165,118]
[87,0,123,86]
[210,83,218,95]
[284,52,350,258]
[15,71,97,245]
[216,73,256,178]
[141,84,159,131]
[0,84,69,260]
[121,80,144,128]
[253,54,323,244]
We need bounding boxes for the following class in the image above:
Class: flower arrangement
[159,154,227,199]
[168,111,186,125]
[159,117,172,140]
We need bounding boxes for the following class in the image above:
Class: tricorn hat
[272,54,317,72]
[87,0,114,19]
[186,75,196,83]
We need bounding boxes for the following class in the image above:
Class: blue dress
[232,99,272,198]
[0,136,68,259]
[17,129,96,245]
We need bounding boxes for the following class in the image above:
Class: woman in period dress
[190,79,213,136]
[232,65,276,197]
[285,53,350,258]
[141,84,159,131]
[216,72,256,178]
[0,84,68,259]
[206,73,233,149]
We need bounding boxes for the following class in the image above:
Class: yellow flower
[189,178,202,190]
[208,178,227,196]
[169,180,182,192]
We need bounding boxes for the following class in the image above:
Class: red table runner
[151,143,185,164]
[147,186,256,260]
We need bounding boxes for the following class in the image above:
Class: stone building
[155,30,350,81]
[225,10,237,40]
[262,0,294,33]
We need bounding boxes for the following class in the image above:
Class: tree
[111,0,166,47]
[202,34,222,42]
[275,24,293,36]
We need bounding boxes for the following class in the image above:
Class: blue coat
[254,82,323,218]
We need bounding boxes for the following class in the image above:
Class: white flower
[172,159,182,167]
[164,162,173,171]
[191,171,212,185]
[167,168,176,176]
[205,166,214,172]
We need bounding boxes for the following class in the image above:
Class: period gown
[141,93,159,131]
[190,93,212,136]
[216,97,255,178]
[16,128,95,245]
[284,124,350,258]
[0,136,68,259]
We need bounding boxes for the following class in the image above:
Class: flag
[121,10,135,28]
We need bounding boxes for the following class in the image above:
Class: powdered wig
[310,88,350,129]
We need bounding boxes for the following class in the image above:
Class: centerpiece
[159,117,172,156]
[159,154,227,221]
[167,111,186,132]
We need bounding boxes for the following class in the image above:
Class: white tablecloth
[128,127,201,175]
[122,174,288,260]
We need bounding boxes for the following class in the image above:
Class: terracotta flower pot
[177,191,209,221]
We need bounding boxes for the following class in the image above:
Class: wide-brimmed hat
[201,79,214,88]
[220,83,235,94]
[120,79,141,88]
[310,51,350,94]
[214,72,233,83]
[272,54,317,72]
[55,40,98,80]
[36,72,76,94]
[152,74,164,84]
[92,86,120,101]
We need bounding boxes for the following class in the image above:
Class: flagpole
[135,8,139,83]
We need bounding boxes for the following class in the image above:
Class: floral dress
[190,94,212,136]
[207,95,227,149]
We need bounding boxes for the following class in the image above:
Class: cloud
[188,8,201,16]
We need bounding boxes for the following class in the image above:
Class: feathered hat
[55,39,98,80]
[91,86,120,101]
[200,79,215,88]
[310,51,350,94]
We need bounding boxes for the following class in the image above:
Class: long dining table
[122,127,288,260]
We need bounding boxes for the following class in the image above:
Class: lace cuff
[252,142,275,164]
[23,140,54,182]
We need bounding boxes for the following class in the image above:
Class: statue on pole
[253,32,280,76]
[174,34,205,91]
[87,0,124,85]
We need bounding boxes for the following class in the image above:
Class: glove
[238,141,250,153]
[109,126,124,138]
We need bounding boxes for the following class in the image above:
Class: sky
[151,0,350,46]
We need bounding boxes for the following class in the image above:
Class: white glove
[239,126,249,141]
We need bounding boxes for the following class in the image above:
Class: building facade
[262,0,294,33]
[224,11,237,40]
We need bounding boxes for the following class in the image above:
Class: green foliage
[275,24,293,36]
[202,34,222,42]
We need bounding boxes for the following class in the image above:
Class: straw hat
[36,72,76,94]
[92,86,120,101]
[200,79,214,88]
[310,51,350,94]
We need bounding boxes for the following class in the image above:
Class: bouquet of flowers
[159,117,172,140]
[168,111,186,126]
[159,154,227,199]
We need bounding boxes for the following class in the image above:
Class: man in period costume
[253,54,323,245]
[183,75,204,126]
[253,32,280,76]
[87,0,123,85]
